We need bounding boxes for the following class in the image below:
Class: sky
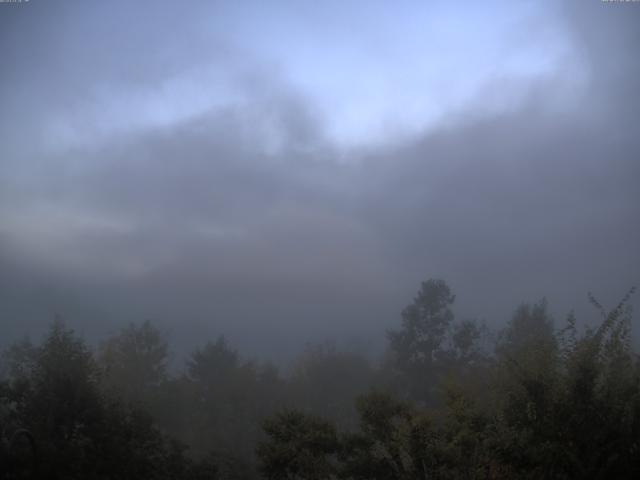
[1,0,639,361]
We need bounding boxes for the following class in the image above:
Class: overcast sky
[1,0,638,361]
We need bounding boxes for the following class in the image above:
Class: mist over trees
[2,1,639,479]
[1,280,638,479]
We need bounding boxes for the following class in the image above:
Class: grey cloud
[0,0,638,360]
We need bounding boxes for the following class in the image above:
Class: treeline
[258,281,640,479]
[0,280,638,479]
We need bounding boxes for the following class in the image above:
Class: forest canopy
[1,280,638,479]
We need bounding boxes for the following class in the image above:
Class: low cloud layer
[1,0,638,360]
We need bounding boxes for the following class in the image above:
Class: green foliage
[180,336,284,475]
[340,391,427,479]
[496,300,557,374]
[487,289,640,478]
[257,410,339,480]
[258,389,487,480]
[388,279,455,372]
[99,320,169,403]
[0,320,219,480]
[289,343,374,429]
[3,279,639,479]
[386,279,488,405]
[188,337,240,384]
[258,281,639,480]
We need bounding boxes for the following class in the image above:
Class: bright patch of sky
[33,0,581,152]
[217,0,576,146]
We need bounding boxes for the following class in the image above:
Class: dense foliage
[0,321,218,480]
[1,280,638,479]
[258,282,640,479]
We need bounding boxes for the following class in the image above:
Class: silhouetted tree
[99,320,169,404]
[289,343,374,429]
[1,320,220,480]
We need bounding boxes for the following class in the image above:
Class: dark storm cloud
[1,0,638,359]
